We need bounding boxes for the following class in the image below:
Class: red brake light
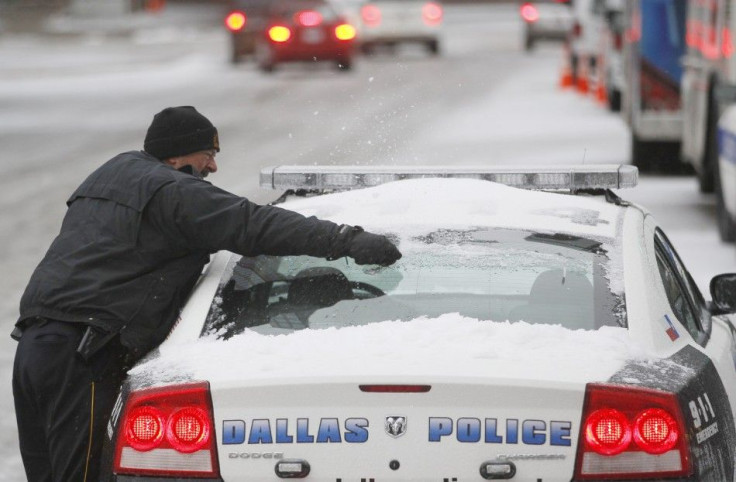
[633,408,679,454]
[361,4,381,27]
[574,383,691,480]
[520,3,539,23]
[584,408,631,455]
[335,23,357,41]
[167,407,211,453]
[225,11,247,32]
[296,10,322,27]
[422,2,442,26]
[125,406,165,451]
[359,384,432,392]
[268,25,292,43]
[114,382,219,478]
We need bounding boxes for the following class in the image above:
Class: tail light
[361,4,381,27]
[613,32,623,51]
[520,3,539,23]
[114,382,219,478]
[296,10,322,27]
[225,11,247,32]
[268,25,292,43]
[335,23,357,41]
[723,27,734,58]
[572,21,582,38]
[422,2,443,26]
[574,383,691,480]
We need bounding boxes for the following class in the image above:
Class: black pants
[12,320,128,482]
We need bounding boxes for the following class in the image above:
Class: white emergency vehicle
[100,166,736,482]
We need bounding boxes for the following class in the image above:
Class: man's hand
[348,230,402,266]
[329,225,401,266]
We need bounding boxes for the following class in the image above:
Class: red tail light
[268,25,292,43]
[296,9,322,27]
[361,4,381,27]
[225,11,247,32]
[572,21,582,38]
[359,384,432,392]
[723,27,734,58]
[574,383,691,480]
[422,2,442,26]
[335,23,357,41]
[520,3,539,23]
[114,382,219,478]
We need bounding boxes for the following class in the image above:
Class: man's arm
[148,177,401,265]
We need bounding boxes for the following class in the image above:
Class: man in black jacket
[11,106,401,482]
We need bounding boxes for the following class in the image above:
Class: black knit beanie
[144,106,220,160]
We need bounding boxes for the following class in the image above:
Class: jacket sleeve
[147,176,345,258]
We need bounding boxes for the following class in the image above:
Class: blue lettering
[296,418,314,443]
[522,420,546,445]
[222,420,245,444]
[248,419,273,444]
[457,418,481,443]
[506,419,518,444]
[316,418,342,443]
[484,418,503,443]
[275,419,293,443]
[429,417,453,441]
[550,421,572,446]
[344,418,369,443]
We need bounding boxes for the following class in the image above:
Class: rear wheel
[700,93,718,193]
[608,88,621,112]
[631,136,682,174]
[255,42,276,73]
[336,59,352,71]
[427,39,440,55]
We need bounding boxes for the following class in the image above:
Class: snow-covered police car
[101,165,736,481]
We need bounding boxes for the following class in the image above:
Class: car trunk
[212,374,586,481]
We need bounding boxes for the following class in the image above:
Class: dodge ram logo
[385,416,407,438]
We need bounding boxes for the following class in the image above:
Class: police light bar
[260,165,638,192]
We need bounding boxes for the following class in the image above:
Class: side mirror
[710,274,736,313]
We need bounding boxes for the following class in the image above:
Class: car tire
[525,34,534,51]
[700,92,718,193]
[427,39,440,55]
[715,158,736,242]
[337,59,352,71]
[255,42,276,73]
[608,88,621,112]
[631,135,682,173]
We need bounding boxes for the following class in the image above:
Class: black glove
[329,225,402,266]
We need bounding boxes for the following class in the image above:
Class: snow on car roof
[128,179,642,388]
[277,177,623,240]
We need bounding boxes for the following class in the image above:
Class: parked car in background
[621,0,687,172]
[253,0,357,72]
[225,0,271,63]
[518,0,573,52]
[681,0,736,196]
[332,0,443,55]
[717,106,736,241]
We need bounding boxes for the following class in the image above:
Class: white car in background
[100,165,736,481]
[332,0,442,55]
[519,0,574,52]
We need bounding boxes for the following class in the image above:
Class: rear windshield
[202,228,625,339]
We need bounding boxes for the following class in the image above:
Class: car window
[654,228,711,343]
[202,228,626,339]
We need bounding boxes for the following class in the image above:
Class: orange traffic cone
[576,56,589,94]
[593,53,607,105]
